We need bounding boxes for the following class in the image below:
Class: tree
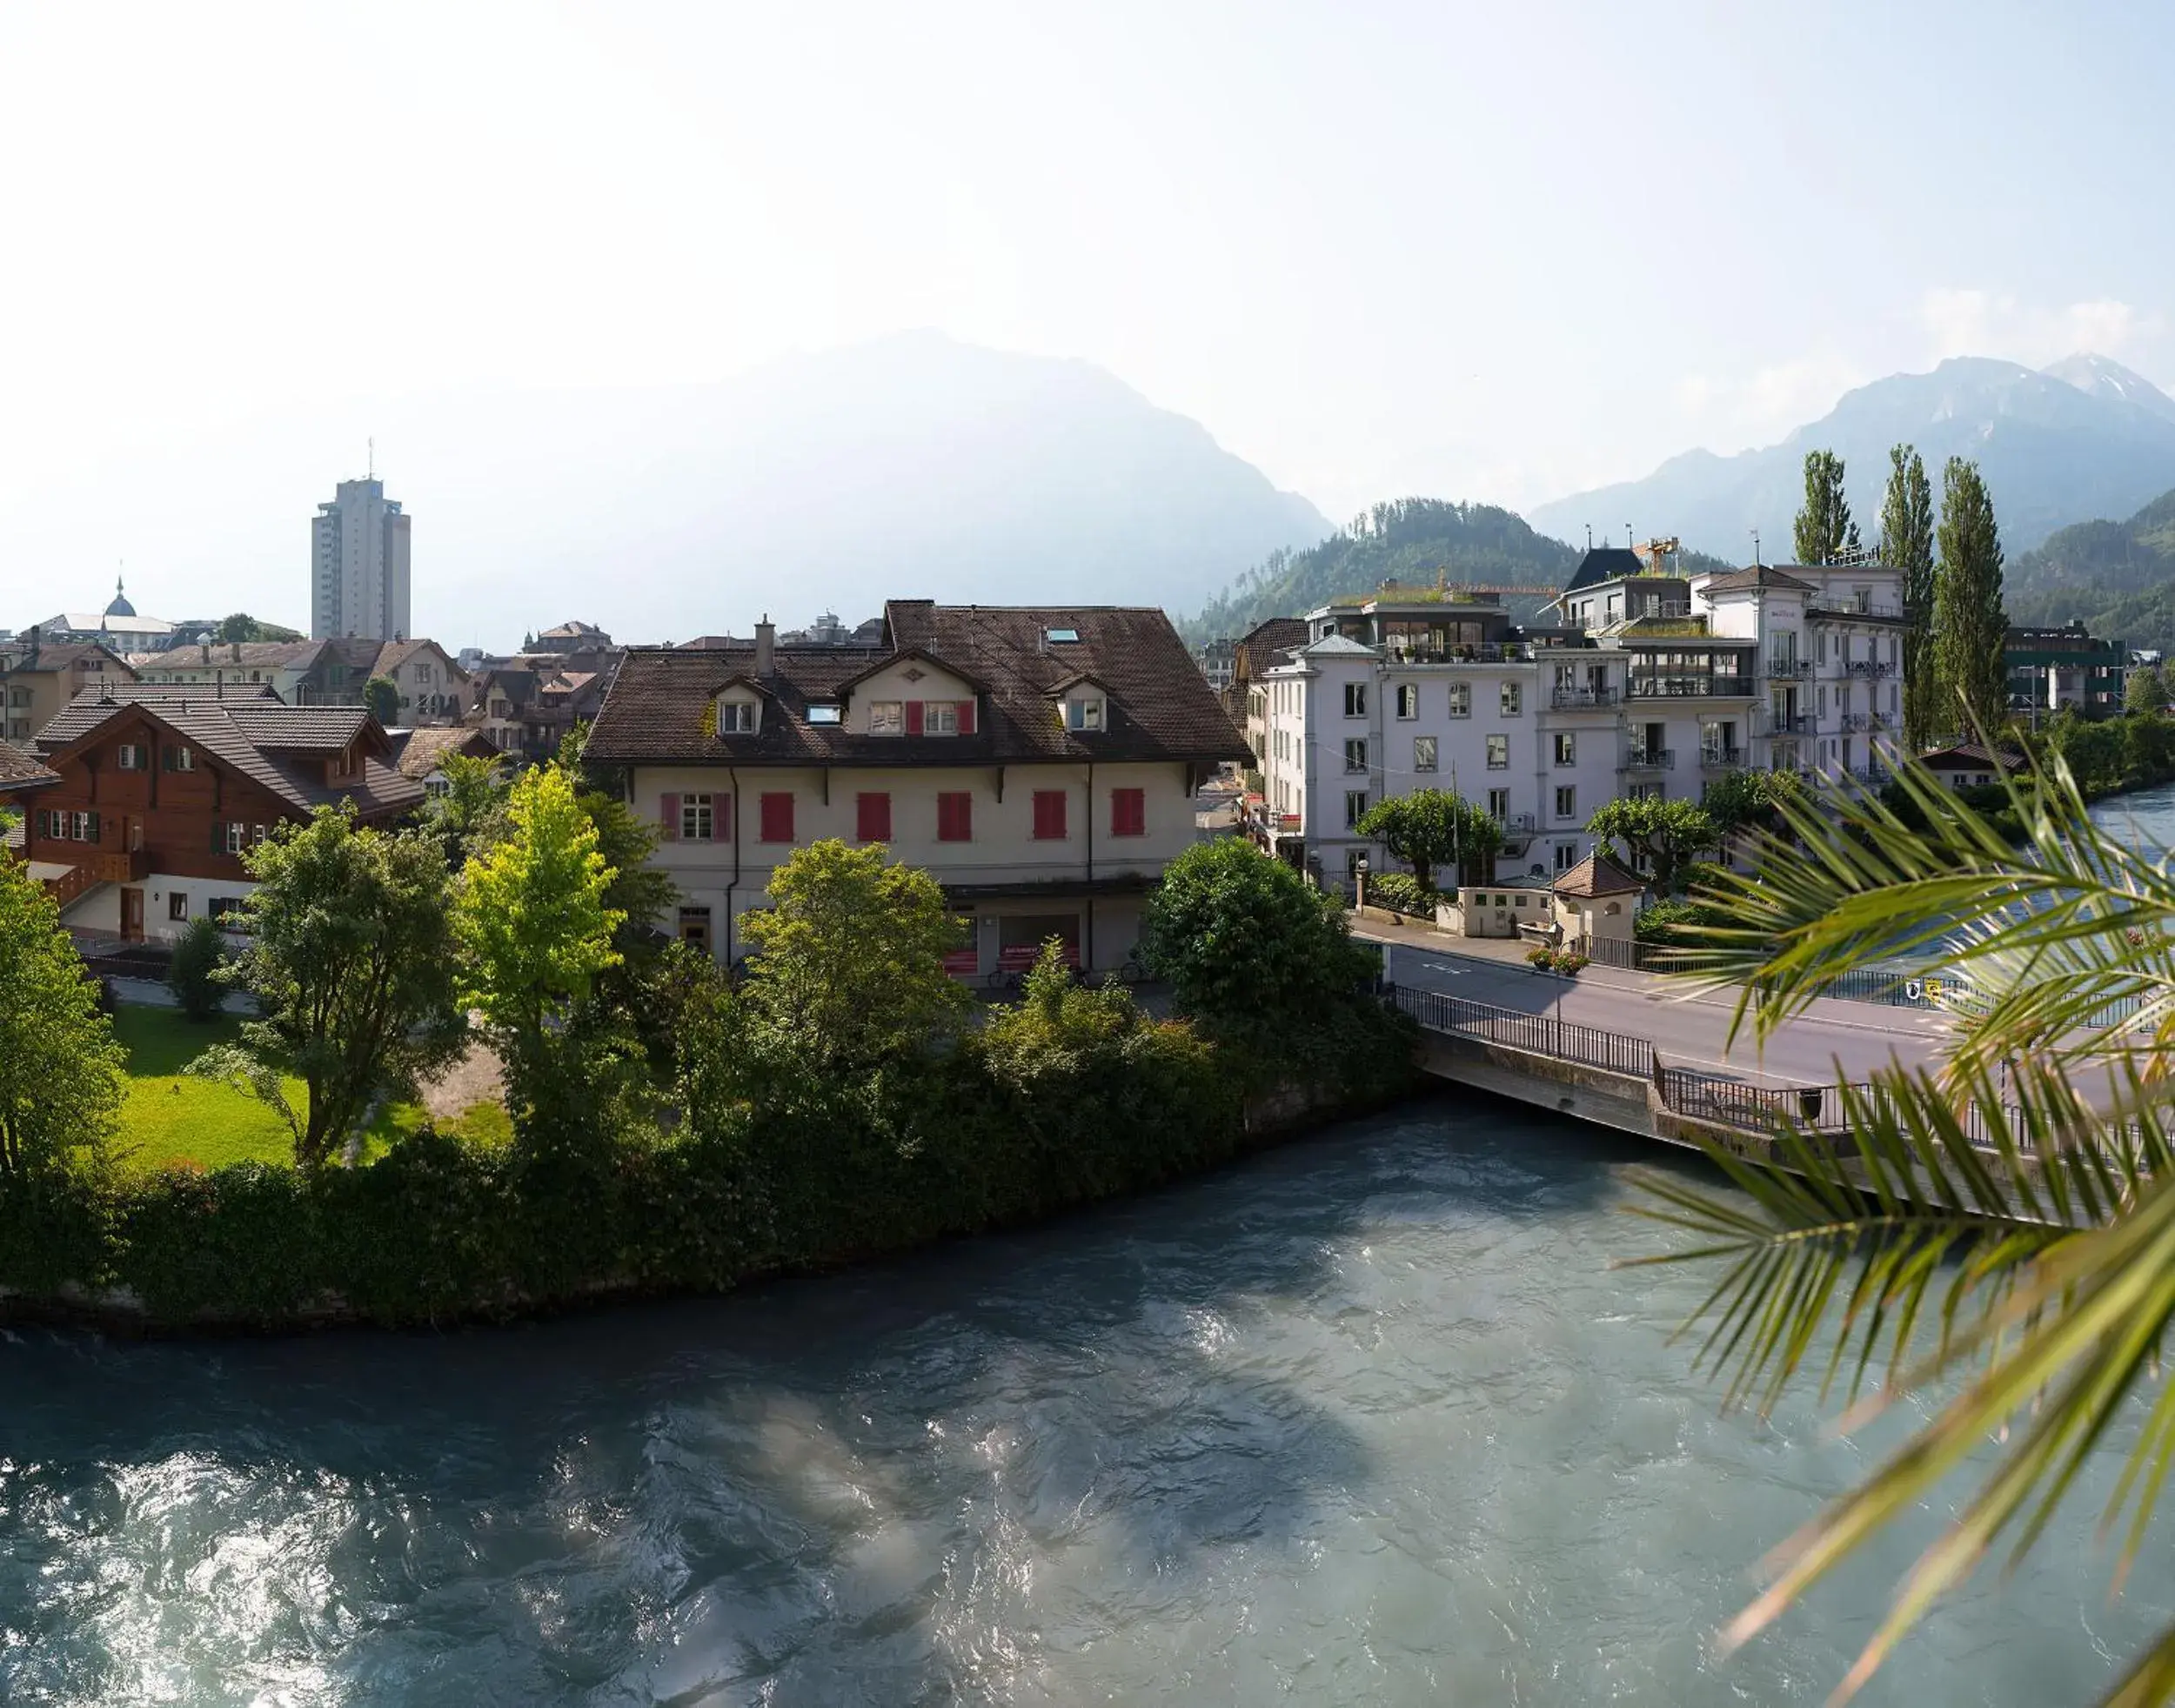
[1138,838,1374,1050]
[453,764,624,1105]
[1881,444,1938,752]
[1934,457,2009,739]
[165,914,228,1022]
[427,751,510,863]
[1638,748,2175,1702]
[1355,788,1502,889]
[361,674,401,726]
[1584,796,1716,894]
[218,613,301,644]
[1792,449,1860,566]
[738,839,967,1074]
[0,855,125,1179]
[2125,660,2167,717]
[192,809,465,1169]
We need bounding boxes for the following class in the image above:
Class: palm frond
[2103,1617,2175,1707]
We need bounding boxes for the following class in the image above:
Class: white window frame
[926,701,960,735]
[1413,735,1437,773]
[1343,682,1367,718]
[1344,738,1367,774]
[1553,732,1576,767]
[1447,683,1470,718]
[680,793,714,841]
[717,700,756,733]
[1343,789,1369,827]
[1485,734,1509,771]
[1395,683,1419,720]
[1500,682,1522,716]
[1555,785,1576,820]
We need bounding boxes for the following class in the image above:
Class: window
[680,794,714,841]
[1486,734,1509,770]
[759,792,795,843]
[869,700,903,734]
[71,809,97,841]
[677,906,713,954]
[717,700,755,733]
[856,792,892,843]
[1553,732,1576,766]
[1343,790,1369,827]
[1413,735,1437,772]
[1044,627,1080,643]
[117,742,144,770]
[1032,789,1067,841]
[1555,786,1576,820]
[225,823,249,854]
[425,776,452,800]
[924,701,960,735]
[1554,841,1579,874]
[1344,739,1368,773]
[807,703,842,725]
[1110,787,1146,837]
[169,893,190,922]
[209,896,246,924]
[1343,682,1367,717]
[162,745,195,773]
[1395,683,1419,720]
[1487,787,1510,821]
[937,791,974,842]
[1447,682,1470,718]
[1063,698,1104,732]
[1500,682,1522,716]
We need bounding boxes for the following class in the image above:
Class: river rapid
[4,785,2174,1706]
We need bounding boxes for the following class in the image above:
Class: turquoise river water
[3,783,2173,1706]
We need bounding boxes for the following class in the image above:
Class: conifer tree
[1933,457,2009,739]
[1792,450,1859,566]
[1880,444,1937,751]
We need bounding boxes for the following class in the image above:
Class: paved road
[1367,932,1955,1090]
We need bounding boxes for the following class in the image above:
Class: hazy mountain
[1527,354,2175,560]
[1186,497,1733,640]
[2006,485,2175,655]
[0,333,1330,649]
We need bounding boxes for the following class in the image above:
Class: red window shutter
[937,791,972,842]
[1032,789,1066,840]
[760,792,794,843]
[659,794,679,841]
[905,700,924,736]
[1112,787,1145,837]
[958,698,975,735]
[856,791,891,843]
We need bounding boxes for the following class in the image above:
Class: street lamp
[1354,853,1369,912]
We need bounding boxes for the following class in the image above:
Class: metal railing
[1806,598,1905,620]
[1622,747,1674,770]
[1551,687,1619,708]
[1700,748,1744,770]
[1395,986,1654,1077]
[1846,660,1895,678]
[1764,659,1813,679]
[1837,712,1870,733]
[1629,676,1756,699]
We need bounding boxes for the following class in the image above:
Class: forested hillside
[2006,486,2175,654]
[1188,498,1731,640]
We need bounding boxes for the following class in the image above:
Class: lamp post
[1355,853,1369,912]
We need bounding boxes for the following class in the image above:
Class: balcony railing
[1844,660,1895,678]
[1700,748,1745,771]
[1622,747,1674,770]
[1837,712,1870,733]
[1806,598,1905,621]
[1761,711,1814,735]
[1628,676,1755,700]
[1386,640,1530,664]
[1550,687,1618,708]
[1764,658,1812,678]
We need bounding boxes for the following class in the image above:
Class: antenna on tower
[1750,528,1762,567]
[368,437,375,479]
[1584,525,1593,550]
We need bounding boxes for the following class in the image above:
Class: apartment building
[1250,546,1911,893]
[583,600,1249,972]
[123,637,470,724]
[0,638,139,743]
[2006,621,2124,718]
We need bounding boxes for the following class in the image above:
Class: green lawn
[111,1008,510,1172]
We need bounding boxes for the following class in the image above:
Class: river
[4,787,2172,1707]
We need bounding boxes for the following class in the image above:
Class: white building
[583,600,1250,972]
[1250,546,1910,894]
[311,478,412,642]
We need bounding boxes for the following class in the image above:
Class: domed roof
[104,575,135,619]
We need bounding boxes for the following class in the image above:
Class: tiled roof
[4,641,139,677]
[128,640,328,672]
[0,739,59,794]
[586,602,1249,768]
[1234,617,1308,676]
[1921,742,2024,773]
[37,694,422,818]
[1701,565,1816,594]
[1552,852,1644,898]
[389,726,503,780]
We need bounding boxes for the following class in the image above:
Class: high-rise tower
[310,477,412,641]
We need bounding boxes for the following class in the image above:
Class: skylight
[807,703,843,725]
[1045,627,1080,643]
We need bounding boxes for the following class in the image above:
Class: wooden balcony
[40,848,149,909]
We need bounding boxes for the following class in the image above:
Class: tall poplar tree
[1933,457,2009,739]
[1880,444,1937,751]
[1792,449,1860,565]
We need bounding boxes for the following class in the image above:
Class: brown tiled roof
[1234,617,1308,676]
[5,641,138,677]
[127,640,328,672]
[0,739,59,794]
[1921,742,2024,773]
[37,695,422,818]
[1552,852,1644,898]
[1701,565,1817,594]
[389,726,503,780]
[587,602,1249,769]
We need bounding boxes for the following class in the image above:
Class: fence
[1394,985,1653,1077]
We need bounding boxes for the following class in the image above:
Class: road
[1362,928,1955,1091]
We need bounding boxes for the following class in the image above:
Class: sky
[1,0,2170,640]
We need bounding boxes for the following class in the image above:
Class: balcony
[1622,747,1674,771]
[1764,658,1812,679]
[1761,711,1814,735]
[1386,640,1529,665]
[1550,686,1619,709]
[1628,676,1756,700]
[1805,598,1905,621]
[1700,747,1745,772]
[1837,712,1870,733]
[1844,660,1895,679]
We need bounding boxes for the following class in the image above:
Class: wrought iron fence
[1393,986,1654,1077]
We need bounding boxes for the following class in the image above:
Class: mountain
[2006,486,2175,654]
[0,333,1332,648]
[1185,497,1734,640]
[1526,354,2175,561]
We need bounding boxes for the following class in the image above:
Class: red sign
[943,948,980,976]
[999,941,1078,971]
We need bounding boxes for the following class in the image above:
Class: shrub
[166,915,228,1021]
[1363,871,1433,916]
[1526,946,1555,969]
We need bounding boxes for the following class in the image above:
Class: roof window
[806,703,842,725]
[1044,627,1080,643]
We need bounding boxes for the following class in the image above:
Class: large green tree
[1355,788,1502,888]
[2126,660,2167,717]
[193,809,465,1169]
[1881,444,1938,752]
[1642,748,2175,1703]
[739,839,967,1074]
[361,674,401,726]
[1584,795,1716,894]
[426,752,510,864]
[0,856,125,1179]
[1934,457,2010,738]
[1792,449,1860,566]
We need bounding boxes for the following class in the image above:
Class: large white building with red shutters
[583,600,1249,974]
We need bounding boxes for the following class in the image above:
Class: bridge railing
[1394,985,1654,1077]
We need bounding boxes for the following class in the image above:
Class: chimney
[754,613,774,677]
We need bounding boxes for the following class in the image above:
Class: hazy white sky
[2,0,2168,623]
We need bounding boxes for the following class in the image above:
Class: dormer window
[925,701,960,735]
[717,699,756,733]
[869,700,903,735]
[807,703,842,726]
[1064,697,1105,733]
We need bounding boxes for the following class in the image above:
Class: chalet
[22,693,422,942]
[1919,741,2025,791]
[584,600,1251,971]
[388,725,504,798]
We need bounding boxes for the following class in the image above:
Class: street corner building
[582,599,1252,975]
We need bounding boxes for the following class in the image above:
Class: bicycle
[1114,951,1150,987]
